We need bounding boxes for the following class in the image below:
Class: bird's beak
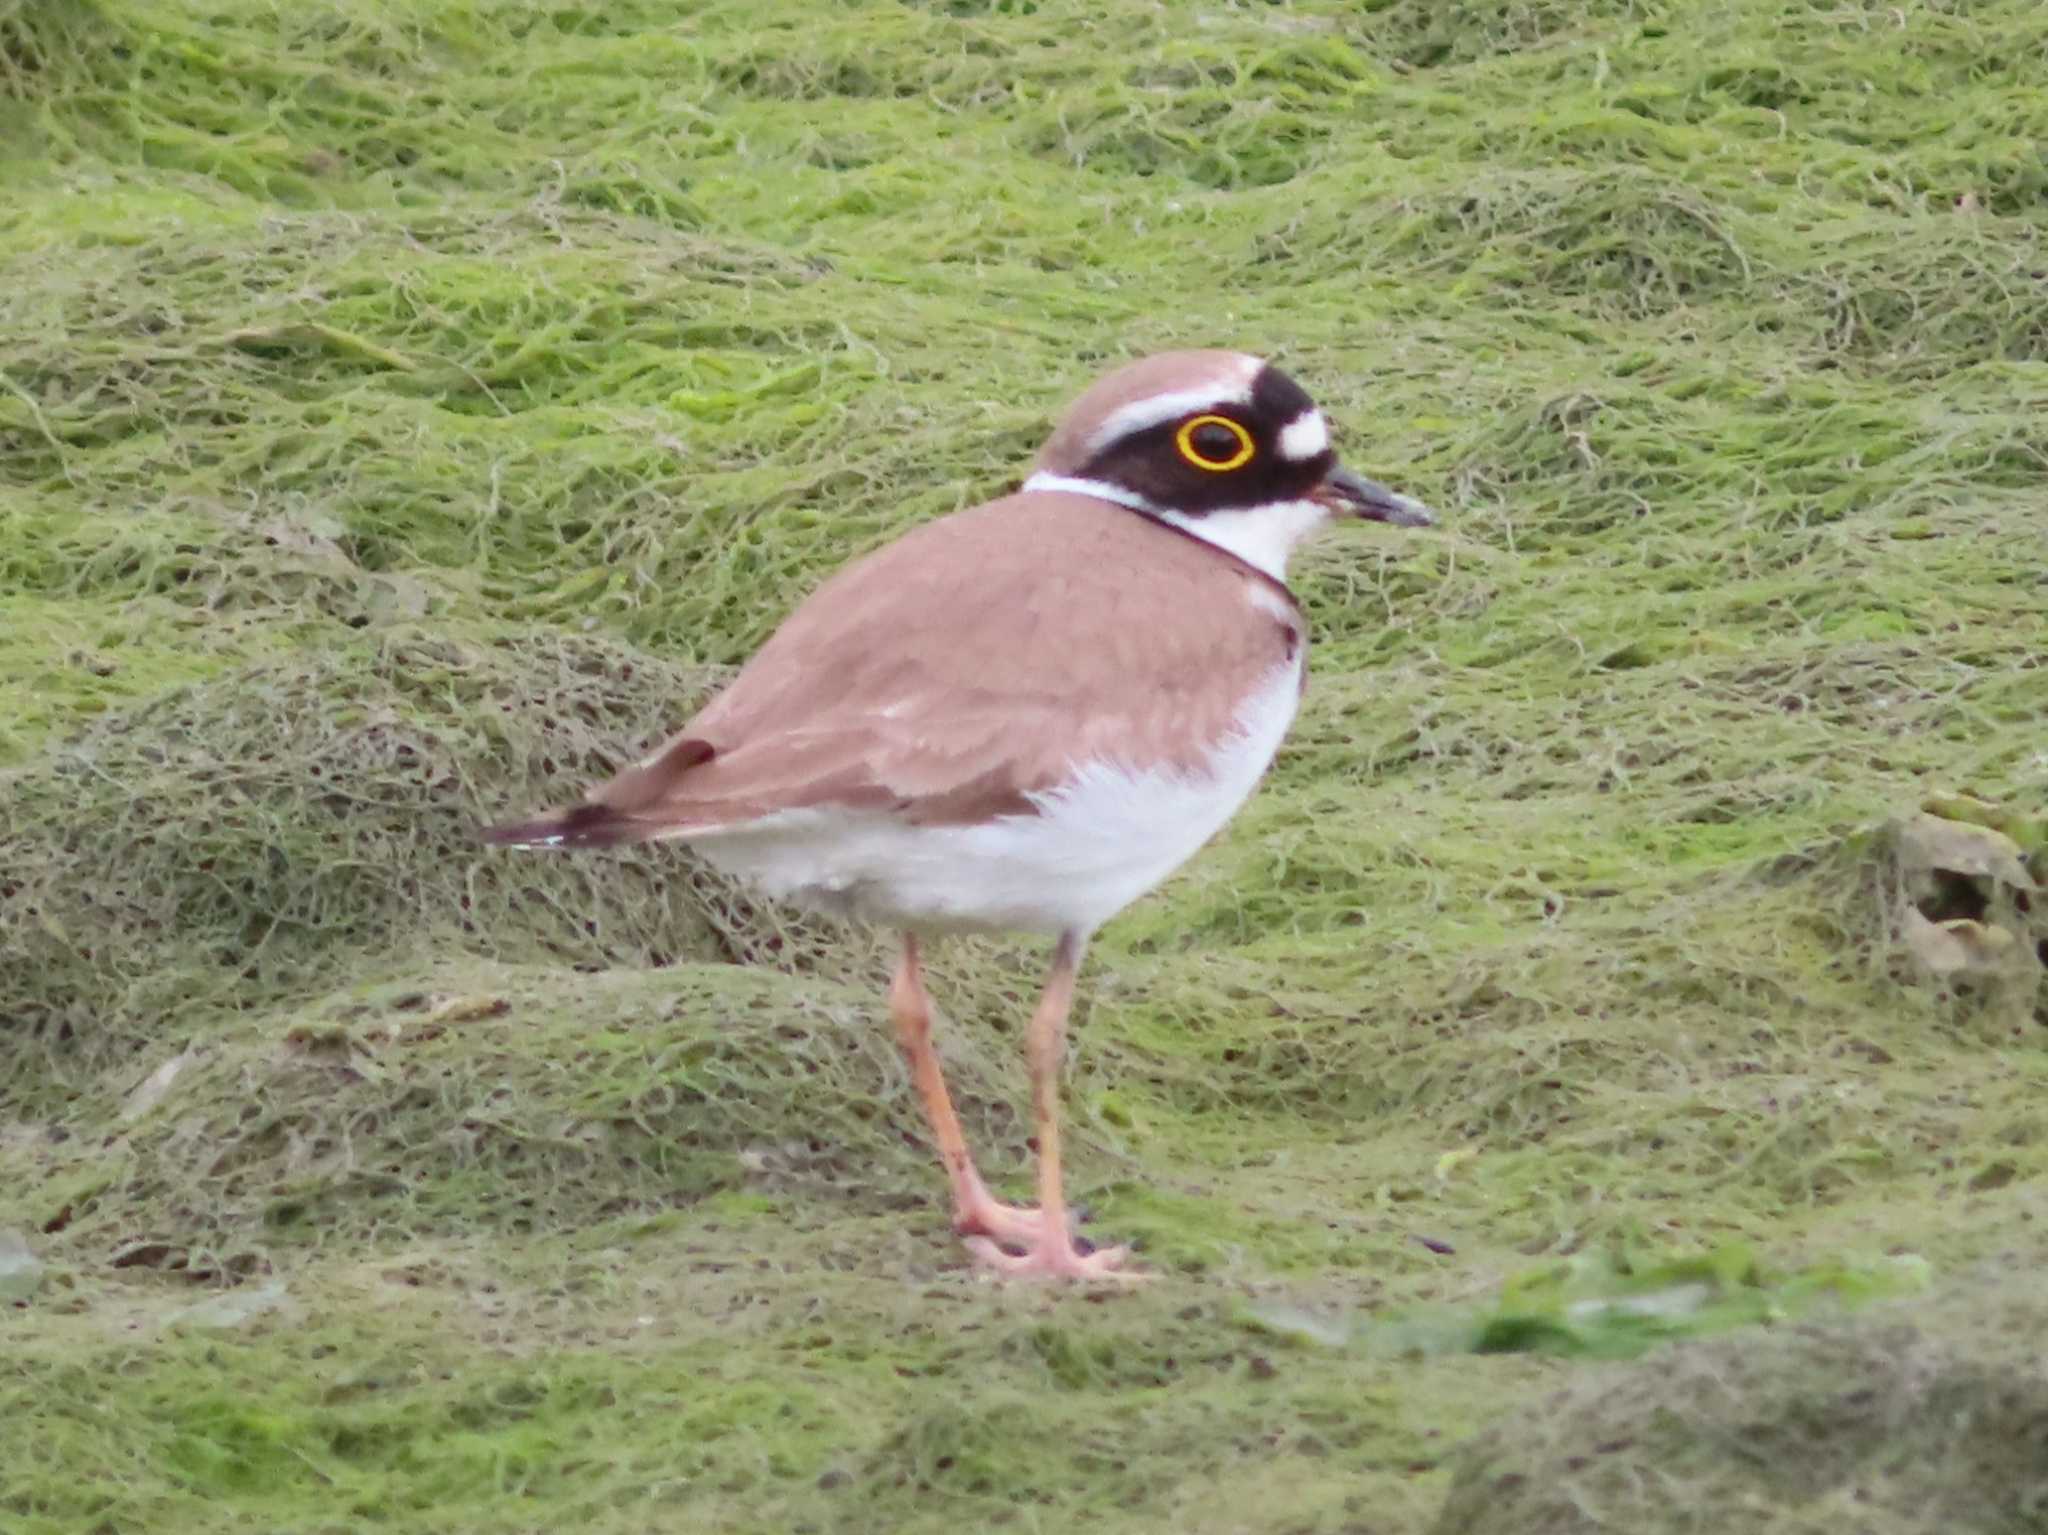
[1314,465,1435,528]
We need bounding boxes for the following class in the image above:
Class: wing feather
[551,492,1299,841]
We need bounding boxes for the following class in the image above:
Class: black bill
[1315,465,1435,528]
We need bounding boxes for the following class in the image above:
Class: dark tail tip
[479,802,641,849]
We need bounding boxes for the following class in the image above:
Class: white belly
[683,658,1303,936]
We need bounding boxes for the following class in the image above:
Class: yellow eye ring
[1175,414,1256,472]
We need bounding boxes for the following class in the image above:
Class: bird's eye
[1175,414,1256,472]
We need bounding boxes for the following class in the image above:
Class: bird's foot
[962,1234,1148,1283]
[951,1193,1066,1250]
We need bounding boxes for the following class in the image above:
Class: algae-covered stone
[165,1281,293,1332]
[0,1229,45,1302]
[1888,802,2046,1012]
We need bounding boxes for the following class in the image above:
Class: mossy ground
[3,1,2046,1531]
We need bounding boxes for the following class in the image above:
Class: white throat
[1022,472,1328,582]
[1150,499,1328,582]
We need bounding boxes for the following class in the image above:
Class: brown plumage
[482,490,1300,848]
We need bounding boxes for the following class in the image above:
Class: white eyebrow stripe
[1081,354,1269,456]
[1085,384,1256,457]
[1278,409,1329,461]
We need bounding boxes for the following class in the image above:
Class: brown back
[592,490,1302,834]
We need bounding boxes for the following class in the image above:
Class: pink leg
[889,933,1059,1249]
[962,931,1143,1283]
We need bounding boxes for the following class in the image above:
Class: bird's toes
[962,1235,1147,1284]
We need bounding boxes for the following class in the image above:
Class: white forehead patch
[1278,410,1329,461]
[1085,355,1263,456]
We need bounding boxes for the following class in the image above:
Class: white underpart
[1155,497,1330,583]
[1083,357,1262,456]
[679,650,1306,937]
[1278,409,1330,461]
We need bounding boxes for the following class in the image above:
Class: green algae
[3,0,2045,1531]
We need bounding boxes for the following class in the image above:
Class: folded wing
[482,491,1300,849]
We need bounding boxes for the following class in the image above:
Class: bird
[482,350,1434,1281]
